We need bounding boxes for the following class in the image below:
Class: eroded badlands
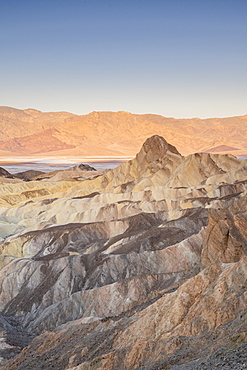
[0,135,247,369]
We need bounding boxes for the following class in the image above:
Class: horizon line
[1,105,246,121]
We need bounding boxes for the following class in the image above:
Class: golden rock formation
[0,135,247,369]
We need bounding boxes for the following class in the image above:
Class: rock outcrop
[0,167,13,178]
[0,135,247,369]
[14,170,45,181]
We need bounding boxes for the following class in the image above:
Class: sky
[0,0,247,118]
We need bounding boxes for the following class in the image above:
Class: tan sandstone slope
[0,135,247,369]
[0,106,247,157]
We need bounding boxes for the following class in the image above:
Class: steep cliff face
[0,135,247,369]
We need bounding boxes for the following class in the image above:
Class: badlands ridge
[0,135,247,368]
[0,106,247,157]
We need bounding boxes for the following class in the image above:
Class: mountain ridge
[1,106,247,157]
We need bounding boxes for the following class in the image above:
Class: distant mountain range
[0,106,247,157]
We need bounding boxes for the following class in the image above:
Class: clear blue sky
[0,0,246,118]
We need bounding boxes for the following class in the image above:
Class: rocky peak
[0,167,13,178]
[69,163,97,172]
[138,135,181,163]
[97,135,184,191]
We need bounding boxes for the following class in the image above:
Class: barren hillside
[0,107,247,157]
[0,135,247,369]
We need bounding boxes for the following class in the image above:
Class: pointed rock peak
[137,135,181,163]
[143,135,181,155]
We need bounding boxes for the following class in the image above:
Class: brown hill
[0,129,75,154]
[203,144,240,152]
[0,167,13,178]
[0,107,247,157]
